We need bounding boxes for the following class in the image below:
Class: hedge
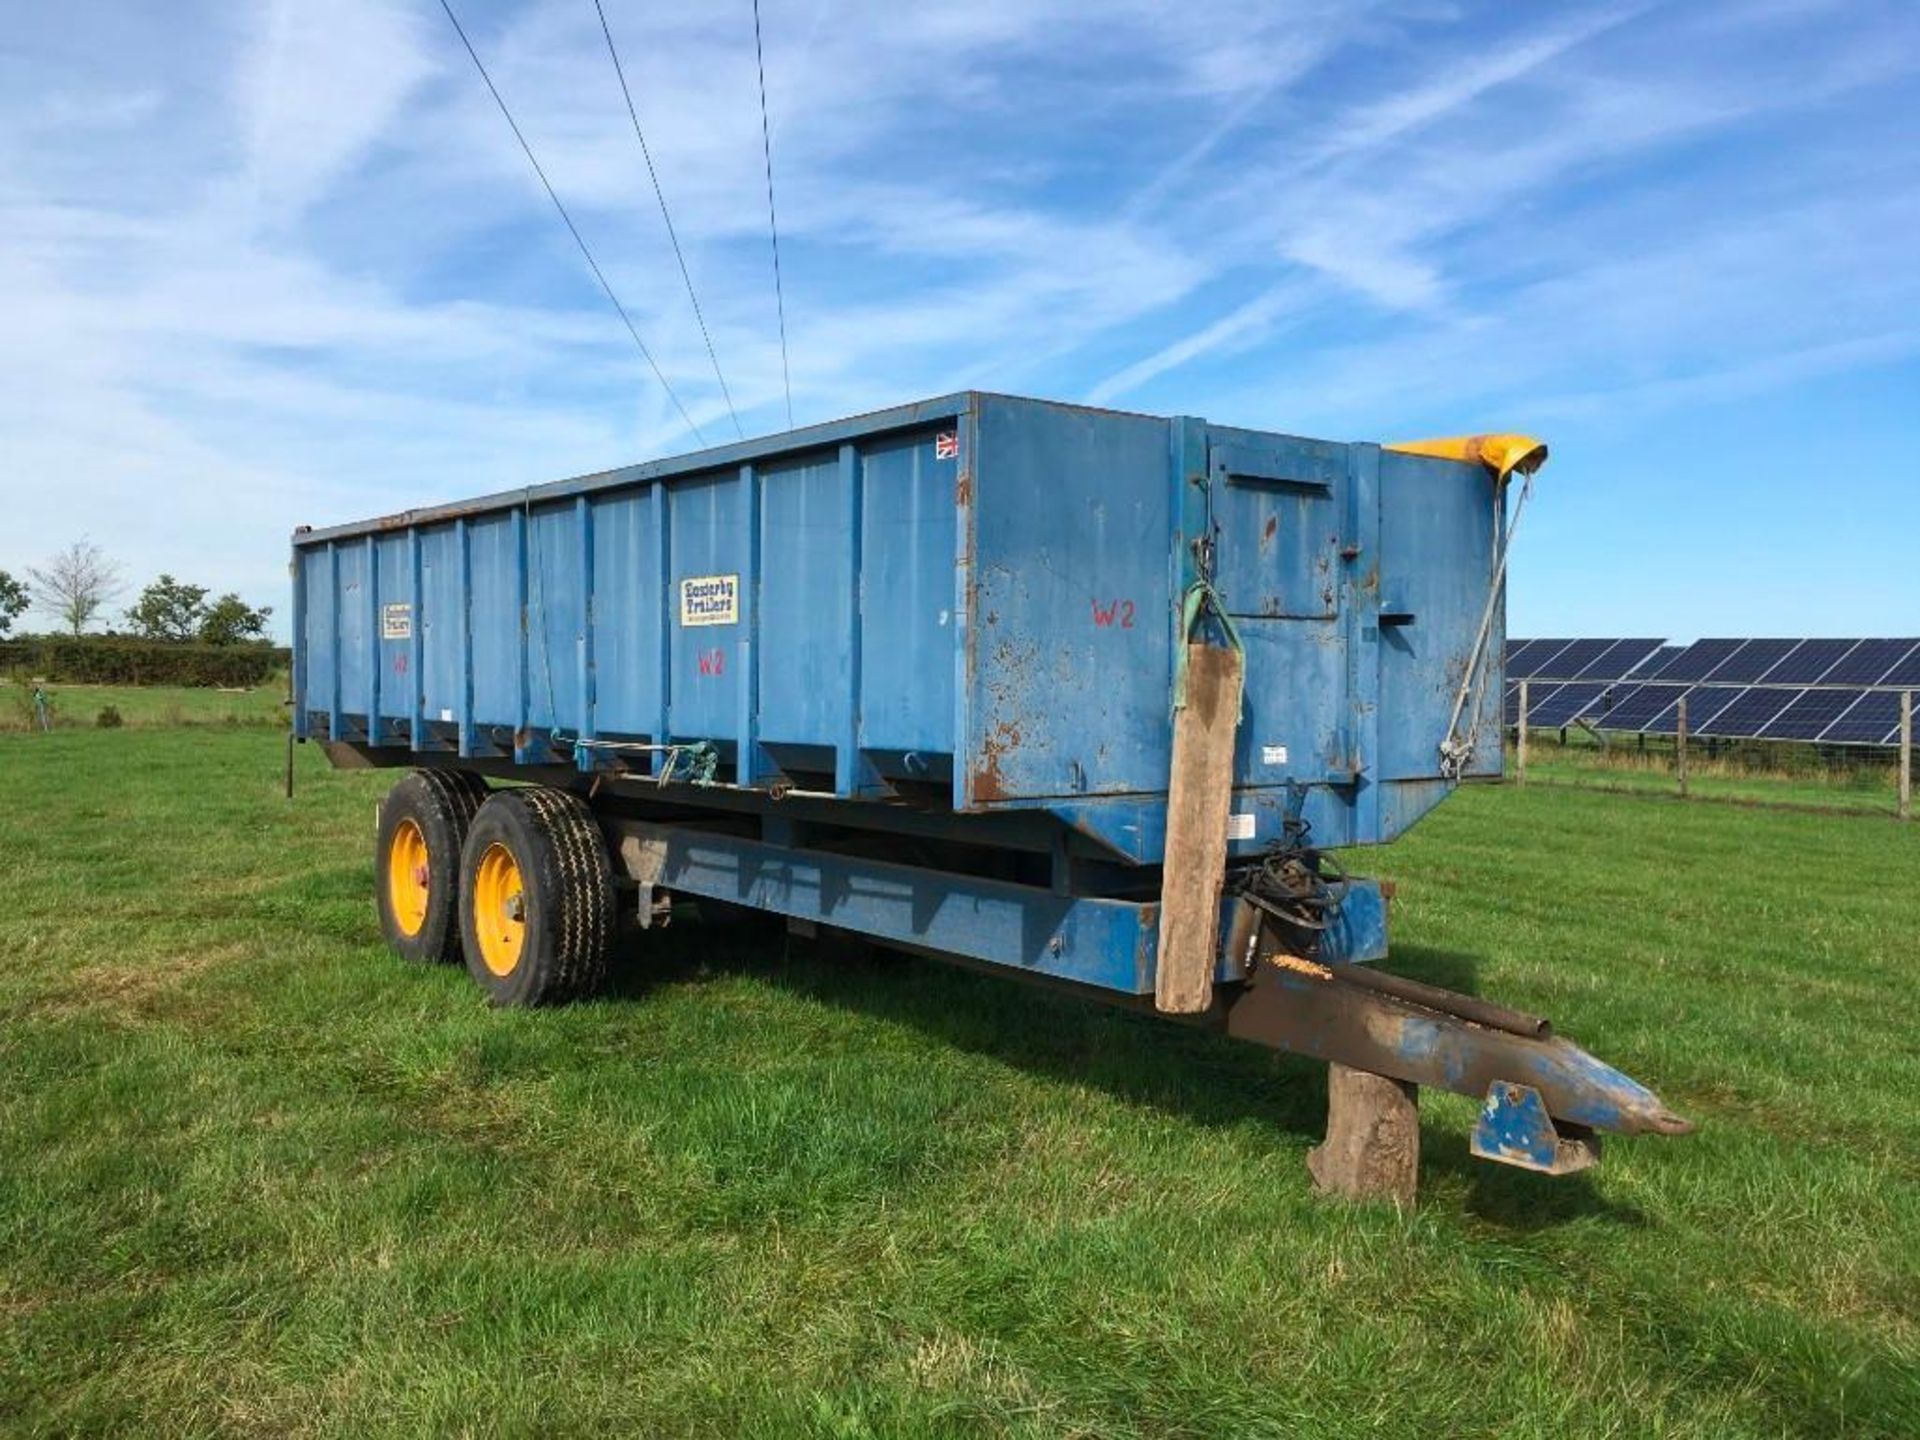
[0,636,290,688]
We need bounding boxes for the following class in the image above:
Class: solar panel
[1590,682,1642,719]
[1880,646,1920,689]
[1513,681,1560,720]
[1822,690,1903,746]
[1534,639,1615,679]
[1573,638,1666,681]
[1704,639,1802,684]
[1696,687,1801,738]
[1761,688,1867,741]
[1823,639,1919,685]
[1634,645,1686,677]
[1758,639,1860,685]
[1643,685,1744,736]
[1503,682,1522,727]
[1596,683,1687,731]
[1508,639,1576,679]
[1654,639,1746,682]
[1504,640,1547,677]
[1529,682,1608,727]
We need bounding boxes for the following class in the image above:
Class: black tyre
[375,769,490,964]
[458,787,615,1007]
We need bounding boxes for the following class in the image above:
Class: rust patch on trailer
[971,720,1023,802]
[1135,902,1160,983]
[954,470,973,506]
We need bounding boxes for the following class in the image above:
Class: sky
[2,0,1916,642]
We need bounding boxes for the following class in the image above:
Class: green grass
[1,726,1916,1437]
[0,678,287,732]
[1512,735,1905,815]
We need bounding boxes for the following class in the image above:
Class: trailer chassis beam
[1215,951,1692,1143]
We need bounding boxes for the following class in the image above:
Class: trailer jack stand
[1309,1064,1419,1208]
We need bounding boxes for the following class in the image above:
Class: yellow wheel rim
[387,818,431,937]
[473,841,528,977]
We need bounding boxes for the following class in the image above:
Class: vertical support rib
[736,463,763,784]
[1344,443,1383,842]
[575,495,597,767]
[290,543,309,741]
[952,405,980,810]
[1168,415,1207,641]
[456,517,474,757]
[652,482,674,778]
[365,535,380,743]
[836,441,866,796]
[511,506,533,763]
[326,541,343,742]
[408,528,424,752]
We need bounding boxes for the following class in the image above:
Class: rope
[1171,577,1244,713]
[1440,471,1535,778]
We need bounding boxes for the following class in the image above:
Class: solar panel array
[1505,638,1920,747]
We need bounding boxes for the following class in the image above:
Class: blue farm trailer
[292,392,1688,1203]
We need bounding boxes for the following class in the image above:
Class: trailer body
[294,392,1686,1193]
[296,393,1502,838]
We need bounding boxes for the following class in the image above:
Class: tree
[199,593,273,646]
[30,541,122,637]
[126,574,210,642]
[0,570,27,637]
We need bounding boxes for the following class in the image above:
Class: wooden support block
[1155,642,1244,1015]
[1308,1063,1420,1209]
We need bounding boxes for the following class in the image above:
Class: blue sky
[3,0,1915,640]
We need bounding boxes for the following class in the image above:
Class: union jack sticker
[934,431,958,460]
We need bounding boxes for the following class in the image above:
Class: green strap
[1172,578,1244,712]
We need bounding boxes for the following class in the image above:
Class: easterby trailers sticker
[679,574,739,626]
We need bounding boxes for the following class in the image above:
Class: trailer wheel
[458,788,614,1007]
[375,769,490,964]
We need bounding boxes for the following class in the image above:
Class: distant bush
[96,705,124,729]
[0,635,288,688]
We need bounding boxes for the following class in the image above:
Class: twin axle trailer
[293,391,1688,1203]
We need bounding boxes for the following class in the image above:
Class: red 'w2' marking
[697,648,726,677]
[1091,599,1136,629]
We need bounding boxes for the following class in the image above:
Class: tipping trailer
[293,392,1689,1203]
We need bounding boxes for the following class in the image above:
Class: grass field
[2,725,1916,1437]
[1511,734,1906,815]
[0,678,286,732]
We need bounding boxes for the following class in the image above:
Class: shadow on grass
[606,916,1646,1228]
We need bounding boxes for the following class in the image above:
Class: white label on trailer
[1227,812,1256,841]
[382,602,412,640]
[438,708,454,723]
[679,574,739,626]
[1261,743,1288,765]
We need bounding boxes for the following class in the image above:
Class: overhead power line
[590,0,744,439]
[750,0,794,428]
[435,0,706,444]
